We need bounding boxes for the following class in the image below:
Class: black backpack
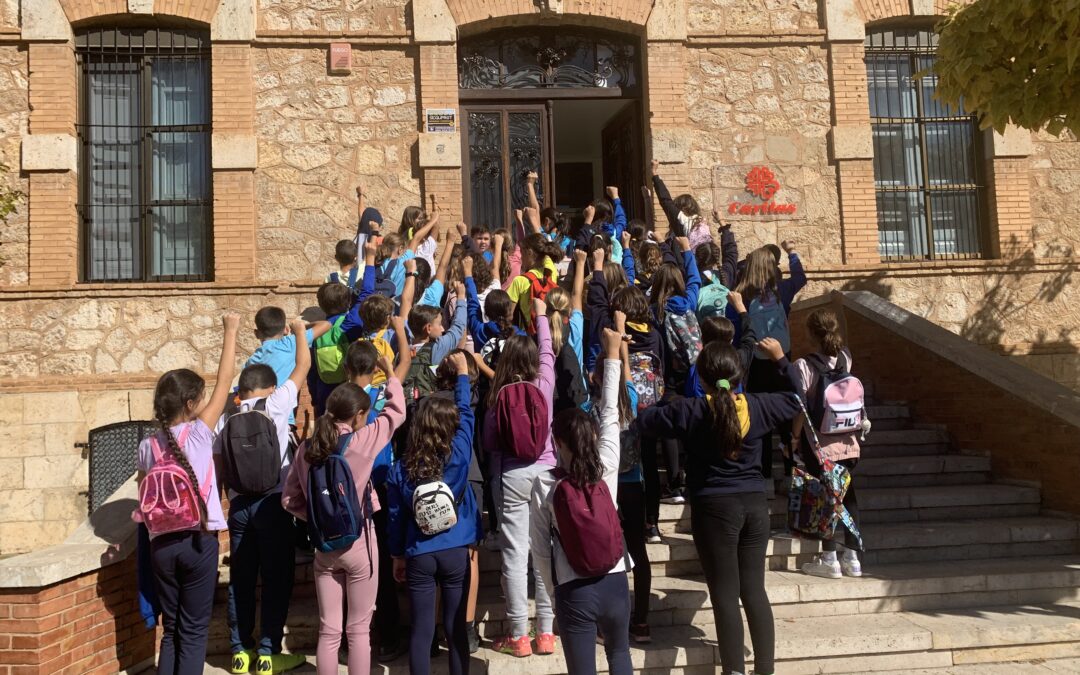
[219,398,282,496]
[553,341,588,414]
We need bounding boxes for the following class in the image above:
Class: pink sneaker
[492,634,532,658]
[535,632,557,655]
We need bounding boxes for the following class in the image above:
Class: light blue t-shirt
[245,328,313,424]
[381,250,416,297]
[568,309,584,366]
[420,279,445,308]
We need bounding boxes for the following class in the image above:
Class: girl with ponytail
[545,254,589,412]
[791,308,863,581]
[635,338,800,675]
[282,357,406,675]
[137,313,239,675]
[506,232,564,334]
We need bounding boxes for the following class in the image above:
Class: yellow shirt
[507,258,560,331]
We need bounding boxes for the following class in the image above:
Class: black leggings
[690,492,773,675]
[617,481,651,625]
[372,483,402,644]
[641,435,682,524]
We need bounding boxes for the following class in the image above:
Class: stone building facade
[0,0,1077,554]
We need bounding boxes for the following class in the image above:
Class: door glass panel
[508,112,543,211]
[467,111,504,229]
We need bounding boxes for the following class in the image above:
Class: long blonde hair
[735,247,780,302]
[545,287,571,355]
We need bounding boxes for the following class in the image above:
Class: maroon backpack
[495,380,550,462]
[552,470,625,578]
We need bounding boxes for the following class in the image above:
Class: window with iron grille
[865,26,986,261]
[76,27,212,282]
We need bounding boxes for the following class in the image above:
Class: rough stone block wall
[258,0,409,35]
[254,46,419,282]
[688,0,820,36]
[0,556,155,674]
[0,45,28,287]
[685,45,839,264]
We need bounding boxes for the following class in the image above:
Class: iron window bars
[76,27,212,282]
[865,26,987,261]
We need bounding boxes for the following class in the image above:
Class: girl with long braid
[136,313,240,675]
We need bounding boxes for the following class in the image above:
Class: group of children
[136,164,865,675]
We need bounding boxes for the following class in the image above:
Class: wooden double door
[461,101,644,230]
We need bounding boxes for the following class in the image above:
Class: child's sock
[820,550,838,563]
[841,548,858,562]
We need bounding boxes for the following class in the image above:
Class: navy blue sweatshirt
[635,359,800,496]
[386,375,481,557]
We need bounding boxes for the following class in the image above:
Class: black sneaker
[646,524,662,544]
[467,623,481,654]
[376,636,407,663]
[630,623,652,644]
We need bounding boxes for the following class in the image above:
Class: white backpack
[412,481,460,536]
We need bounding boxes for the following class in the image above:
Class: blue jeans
[406,547,472,675]
[554,572,633,675]
[227,493,296,655]
[152,531,219,675]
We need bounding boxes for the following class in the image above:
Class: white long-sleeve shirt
[529,358,633,590]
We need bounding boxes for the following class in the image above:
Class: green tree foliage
[0,162,23,223]
[934,0,1080,137]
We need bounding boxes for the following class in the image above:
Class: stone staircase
[205,403,1080,674]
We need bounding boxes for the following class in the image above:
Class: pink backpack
[137,426,214,536]
[552,470,625,578]
[809,353,865,436]
[495,380,550,462]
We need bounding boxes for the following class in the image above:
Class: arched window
[865,26,986,261]
[76,26,212,282]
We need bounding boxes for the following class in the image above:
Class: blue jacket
[386,375,481,557]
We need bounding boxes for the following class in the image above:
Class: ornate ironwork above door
[459,28,638,90]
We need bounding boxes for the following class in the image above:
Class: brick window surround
[22,0,257,288]
[825,0,1033,265]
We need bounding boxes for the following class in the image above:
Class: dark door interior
[601,102,645,221]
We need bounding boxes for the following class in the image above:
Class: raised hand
[447,351,469,375]
[582,204,596,225]
[757,337,785,362]
[605,185,619,200]
[462,255,474,277]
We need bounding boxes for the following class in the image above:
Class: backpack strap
[330,271,340,284]
[335,431,354,457]
[253,398,268,413]
[347,266,359,289]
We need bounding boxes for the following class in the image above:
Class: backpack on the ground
[628,351,665,411]
[788,395,863,551]
[402,342,438,405]
[696,273,730,320]
[807,352,866,436]
[361,329,395,387]
[219,398,282,496]
[747,295,791,359]
[374,258,399,297]
[137,426,213,536]
[314,315,349,384]
[412,480,464,536]
[495,380,550,462]
[551,469,624,577]
[306,433,374,553]
[663,309,703,380]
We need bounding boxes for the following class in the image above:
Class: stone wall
[1030,129,1080,259]
[257,0,409,35]
[688,0,820,36]
[254,46,420,283]
[0,44,28,287]
[684,44,840,265]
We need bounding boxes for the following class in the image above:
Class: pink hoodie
[282,377,406,518]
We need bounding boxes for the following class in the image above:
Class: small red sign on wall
[714,165,802,221]
[329,43,352,74]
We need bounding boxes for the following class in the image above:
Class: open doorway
[551,99,644,218]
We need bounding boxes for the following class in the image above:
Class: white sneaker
[841,556,862,578]
[801,555,842,579]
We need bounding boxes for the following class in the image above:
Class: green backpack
[314,316,349,384]
[402,342,438,406]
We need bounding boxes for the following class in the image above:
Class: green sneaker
[256,653,307,673]
[230,650,255,674]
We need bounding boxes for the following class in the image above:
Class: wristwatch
[406,271,420,278]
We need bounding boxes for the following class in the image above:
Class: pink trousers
[313,526,378,675]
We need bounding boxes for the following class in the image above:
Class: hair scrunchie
[716,379,731,391]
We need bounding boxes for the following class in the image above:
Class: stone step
[853,453,991,488]
[470,556,1080,634]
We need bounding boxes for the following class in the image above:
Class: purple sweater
[484,315,557,475]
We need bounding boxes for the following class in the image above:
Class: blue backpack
[374,258,399,297]
[748,295,791,359]
[329,266,360,294]
[306,432,373,553]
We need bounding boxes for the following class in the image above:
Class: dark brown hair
[435,348,478,390]
[701,315,735,346]
[486,333,539,407]
[344,340,379,380]
[736,247,780,303]
[335,239,358,266]
[404,395,458,484]
[612,286,650,324]
[650,262,686,323]
[519,233,564,270]
[603,261,627,296]
[696,343,744,460]
[359,295,394,332]
[551,408,602,487]
[408,305,441,339]
[807,308,844,357]
[254,306,287,339]
[317,282,353,316]
[306,384,370,466]
[484,289,516,340]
